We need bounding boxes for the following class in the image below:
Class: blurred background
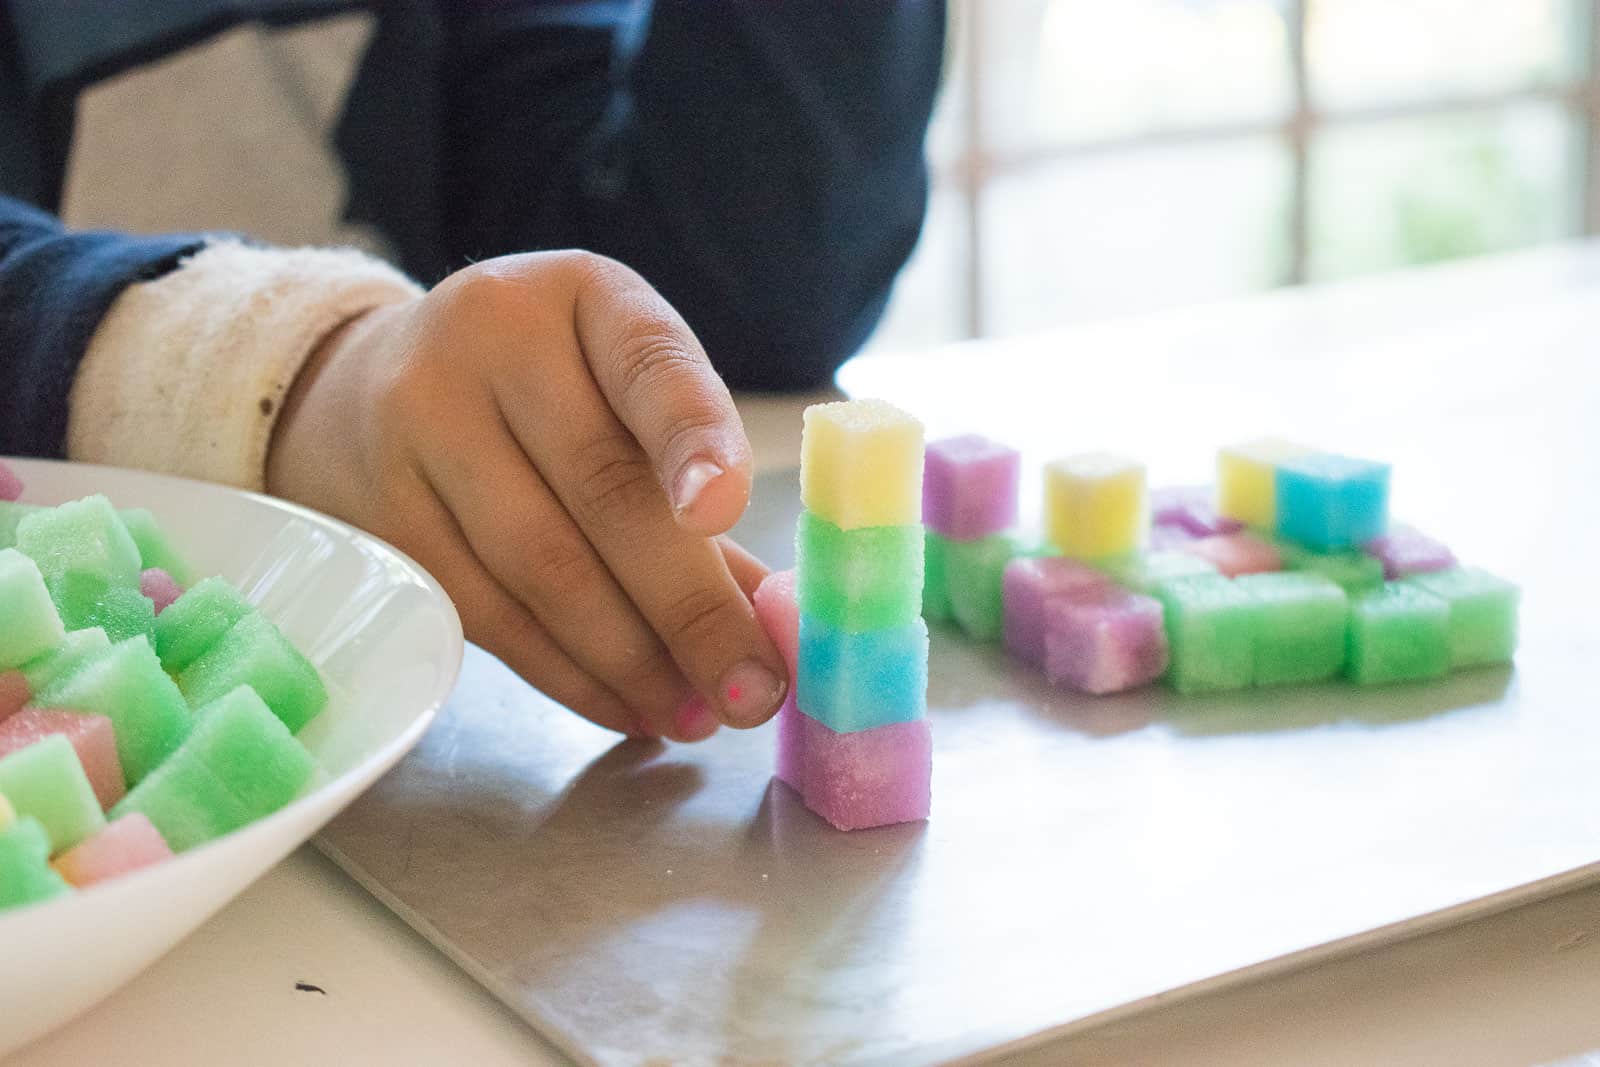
[870,0,1588,352]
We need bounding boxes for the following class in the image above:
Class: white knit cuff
[67,238,423,491]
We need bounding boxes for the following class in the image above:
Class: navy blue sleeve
[435,1,946,391]
[0,195,207,458]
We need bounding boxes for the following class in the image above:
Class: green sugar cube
[37,638,191,784]
[0,548,67,670]
[0,501,43,550]
[1404,567,1519,668]
[945,533,1018,642]
[0,816,71,908]
[1235,572,1348,685]
[189,686,316,814]
[923,531,952,623]
[179,613,327,734]
[119,508,194,586]
[15,495,142,589]
[47,572,155,644]
[1153,575,1260,694]
[1347,581,1450,684]
[153,577,253,673]
[1096,550,1218,594]
[112,752,251,852]
[0,736,107,853]
[796,512,923,631]
[1289,548,1384,594]
[20,627,112,695]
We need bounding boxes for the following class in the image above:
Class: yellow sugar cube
[1044,453,1147,560]
[0,792,13,832]
[800,400,925,530]
[1216,438,1312,528]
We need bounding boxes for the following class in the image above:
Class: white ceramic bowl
[0,459,463,1055]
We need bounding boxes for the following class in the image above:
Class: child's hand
[265,252,788,742]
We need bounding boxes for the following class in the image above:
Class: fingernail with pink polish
[718,660,786,726]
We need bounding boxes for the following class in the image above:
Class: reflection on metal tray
[318,470,1600,1067]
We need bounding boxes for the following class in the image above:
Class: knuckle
[572,435,660,527]
[516,532,602,605]
[437,261,529,322]
[609,330,701,401]
[661,583,736,648]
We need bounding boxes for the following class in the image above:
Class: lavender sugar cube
[1001,556,1112,666]
[1151,486,1244,539]
[922,435,1020,541]
[798,714,931,831]
[1043,587,1169,695]
[1364,525,1456,580]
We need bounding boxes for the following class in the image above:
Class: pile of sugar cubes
[924,436,1518,695]
[0,460,325,912]
[756,400,932,832]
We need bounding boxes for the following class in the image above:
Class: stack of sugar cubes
[0,460,323,912]
[756,400,932,832]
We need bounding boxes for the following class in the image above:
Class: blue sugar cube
[797,614,927,734]
[1274,454,1390,551]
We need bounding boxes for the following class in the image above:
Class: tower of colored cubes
[780,399,931,831]
[921,435,1023,641]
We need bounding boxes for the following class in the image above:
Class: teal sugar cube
[1234,572,1349,686]
[923,531,952,622]
[795,512,923,631]
[179,613,328,734]
[0,817,71,908]
[1274,455,1390,551]
[15,495,142,589]
[1347,582,1450,684]
[945,533,1018,642]
[153,576,254,673]
[797,614,928,733]
[1404,567,1519,668]
[1096,550,1219,594]
[1153,575,1260,694]
[0,735,107,853]
[0,502,43,550]
[189,686,316,814]
[47,572,155,644]
[0,548,67,671]
[36,638,191,784]
[20,627,112,694]
[119,508,194,586]
[112,750,251,852]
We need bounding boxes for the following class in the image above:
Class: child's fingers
[717,537,770,601]
[415,424,704,741]
[567,255,753,538]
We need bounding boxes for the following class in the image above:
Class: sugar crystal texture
[140,568,184,615]
[799,399,924,530]
[1364,525,1456,580]
[179,612,327,734]
[1043,587,1169,695]
[1154,575,1260,694]
[753,571,805,789]
[0,816,71,907]
[0,709,125,808]
[47,571,156,644]
[922,435,1020,541]
[0,672,23,723]
[1234,572,1348,685]
[119,508,194,585]
[0,548,67,670]
[0,501,41,550]
[0,459,22,502]
[186,686,316,814]
[1346,582,1449,684]
[1403,567,1519,668]
[1001,556,1112,667]
[51,812,173,887]
[1044,453,1147,560]
[797,615,927,734]
[922,530,952,622]
[1274,454,1391,551]
[944,533,1018,642]
[15,495,142,590]
[154,576,254,673]
[795,512,923,631]
[0,735,106,852]
[37,637,191,784]
[1151,486,1244,538]
[1179,532,1282,577]
[111,748,250,852]
[21,627,111,695]
[796,714,931,831]
[1216,438,1311,528]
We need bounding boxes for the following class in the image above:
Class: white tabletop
[16,248,1600,1066]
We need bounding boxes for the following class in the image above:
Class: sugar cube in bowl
[0,459,463,1056]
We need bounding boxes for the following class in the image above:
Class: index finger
[569,255,753,537]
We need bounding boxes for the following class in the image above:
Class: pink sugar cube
[0,670,28,723]
[1002,556,1112,667]
[1363,526,1456,580]
[51,813,172,887]
[922,435,1020,541]
[753,570,805,787]
[0,459,22,502]
[1043,588,1169,695]
[1150,485,1244,538]
[139,568,184,615]
[774,694,806,791]
[1180,532,1282,577]
[0,708,126,809]
[799,713,931,831]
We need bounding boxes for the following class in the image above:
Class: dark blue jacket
[0,0,944,457]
